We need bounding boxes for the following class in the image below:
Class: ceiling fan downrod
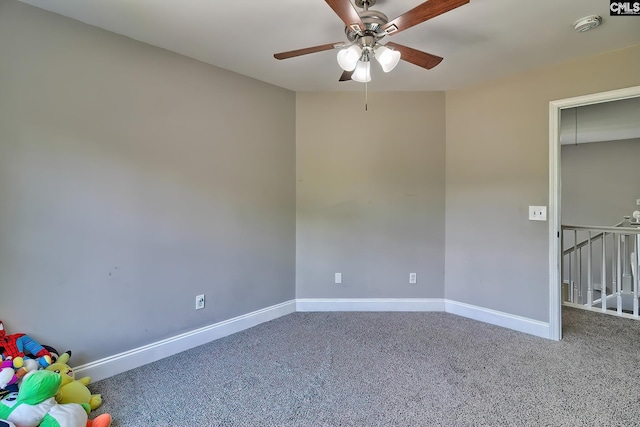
[345,1,389,42]
[355,0,376,9]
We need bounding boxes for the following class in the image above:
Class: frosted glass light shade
[351,60,371,83]
[375,45,401,72]
[337,46,362,71]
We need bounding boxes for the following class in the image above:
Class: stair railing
[562,221,640,318]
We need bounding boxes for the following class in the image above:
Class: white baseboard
[76,297,550,382]
[444,300,550,339]
[74,300,296,382]
[297,298,549,338]
[296,298,446,312]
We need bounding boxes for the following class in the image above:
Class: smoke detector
[573,15,602,32]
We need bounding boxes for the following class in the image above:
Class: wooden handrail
[562,231,606,256]
[561,221,640,256]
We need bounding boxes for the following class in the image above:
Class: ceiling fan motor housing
[344,9,390,42]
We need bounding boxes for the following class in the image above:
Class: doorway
[548,85,640,340]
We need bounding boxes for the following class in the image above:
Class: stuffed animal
[0,360,26,390]
[0,370,111,427]
[40,346,62,364]
[45,353,101,411]
[0,360,17,391]
[0,321,52,372]
[0,361,18,400]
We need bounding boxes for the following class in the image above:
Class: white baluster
[617,233,622,315]
[602,233,607,312]
[587,232,593,307]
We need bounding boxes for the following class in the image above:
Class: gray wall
[0,0,296,364]
[560,98,640,145]
[445,45,640,322]
[562,138,640,226]
[2,0,640,370]
[296,92,446,298]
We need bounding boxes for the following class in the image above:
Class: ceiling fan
[274,0,470,83]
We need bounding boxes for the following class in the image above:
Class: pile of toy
[0,320,112,427]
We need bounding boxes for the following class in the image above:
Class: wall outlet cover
[528,206,547,221]
[195,294,205,310]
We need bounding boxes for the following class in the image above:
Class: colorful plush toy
[0,360,17,391]
[0,370,111,427]
[45,353,101,411]
[0,321,52,372]
[0,360,19,400]
[0,360,26,390]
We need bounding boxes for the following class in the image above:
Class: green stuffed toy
[0,370,111,427]
[44,353,101,411]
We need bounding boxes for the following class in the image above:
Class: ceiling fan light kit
[337,45,362,71]
[274,0,470,83]
[352,60,372,82]
[375,45,401,72]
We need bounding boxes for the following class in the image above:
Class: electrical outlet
[636,199,640,206]
[335,273,342,284]
[195,294,205,310]
[409,273,417,284]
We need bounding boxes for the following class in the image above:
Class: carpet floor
[89,307,640,426]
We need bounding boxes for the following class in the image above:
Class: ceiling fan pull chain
[365,80,368,111]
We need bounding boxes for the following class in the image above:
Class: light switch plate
[529,206,547,221]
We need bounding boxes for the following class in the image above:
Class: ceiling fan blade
[274,42,342,60]
[385,42,443,69]
[382,0,469,35]
[339,70,353,81]
[324,0,365,32]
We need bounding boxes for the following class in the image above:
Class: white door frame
[548,85,640,340]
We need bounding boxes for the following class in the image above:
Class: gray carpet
[89,308,640,426]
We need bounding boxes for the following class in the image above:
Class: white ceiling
[17,0,640,92]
